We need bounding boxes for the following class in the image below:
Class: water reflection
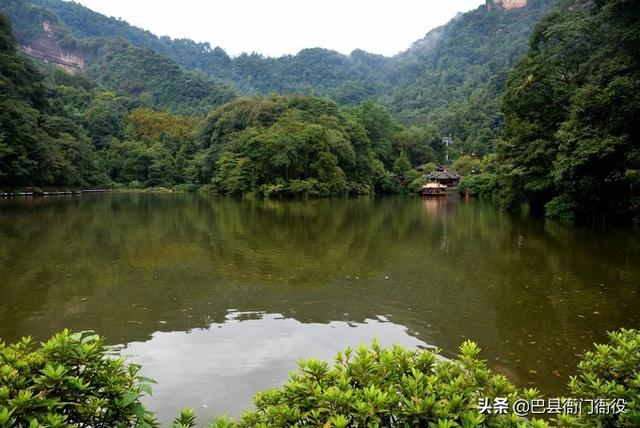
[125,311,429,423]
[0,194,639,417]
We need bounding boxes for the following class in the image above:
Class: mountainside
[0,11,107,186]
[21,20,84,73]
[0,0,236,115]
[386,0,552,155]
[0,0,554,155]
[0,0,560,191]
[24,0,236,79]
[0,8,434,193]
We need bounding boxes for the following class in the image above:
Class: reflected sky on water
[1,194,639,423]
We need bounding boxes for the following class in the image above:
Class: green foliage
[212,339,543,427]
[559,328,640,428]
[543,195,578,221]
[174,183,200,192]
[0,329,158,427]
[345,101,439,169]
[201,95,382,196]
[0,7,220,188]
[213,330,640,427]
[0,0,58,44]
[498,0,640,224]
[107,140,178,187]
[0,10,108,187]
[2,329,640,427]
[387,0,554,156]
[392,151,422,194]
[2,0,555,160]
[456,155,498,197]
[452,156,484,177]
[171,409,198,428]
[83,92,138,150]
[459,174,499,198]
[199,98,433,197]
[84,38,236,116]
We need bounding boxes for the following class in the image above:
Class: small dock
[1,189,111,198]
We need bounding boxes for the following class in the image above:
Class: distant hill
[0,0,236,115]
[1,0,555,153]
[385,0,553,154]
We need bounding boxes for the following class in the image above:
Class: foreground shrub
[558,329,640,428]
[212,340,547,427]
[0,330,157,427]
[2,329,639,427]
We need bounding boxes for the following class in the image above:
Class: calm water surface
[1,194,639,423]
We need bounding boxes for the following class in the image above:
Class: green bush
[287,179,330,197]
[0,330,158,427]
[558,329,640,428]
[452,156,483,177]
[212,340,547,428]
[3,329,639,427]
[544,195,578,221]
[458,174,498,198]
[256,183,286,198]
[197,184,217,194]
[421,162,437,175]
[213,330,640,427]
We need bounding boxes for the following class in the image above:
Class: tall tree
[498,0,640,224]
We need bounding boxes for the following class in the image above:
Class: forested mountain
[1,0,553,156]
[0,12,106,186]
[0,8,437,192]
[15,0,237,80]
[385,0,553,155]
[83,39,235,115]
[2,0,638,225]
[497,0,640,224]
[0,0,236,115]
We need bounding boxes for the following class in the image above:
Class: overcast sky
[73,0,485,57]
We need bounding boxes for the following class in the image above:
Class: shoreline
[0,188,112,197]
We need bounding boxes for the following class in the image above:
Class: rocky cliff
[487,0,528,10]
[20,21,84,73]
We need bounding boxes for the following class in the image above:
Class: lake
[1,194,639,423]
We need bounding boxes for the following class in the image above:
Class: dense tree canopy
[497,0,640,225]
[105,107,204,187]
[199,96,397,196]
[0,11,106,187]
[0,6,427,192]
[1,0,554,157]
[84,38,236,115]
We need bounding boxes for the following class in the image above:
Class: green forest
[498,0,640,223]
[0,0,639,224]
